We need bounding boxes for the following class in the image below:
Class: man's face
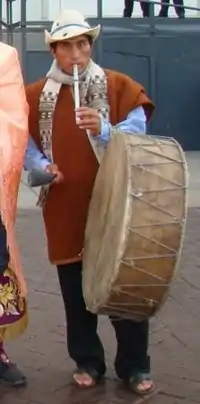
[51,35,92,75]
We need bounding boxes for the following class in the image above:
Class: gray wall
[1,18,200,150]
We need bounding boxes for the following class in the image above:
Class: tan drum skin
[83,132,188,321]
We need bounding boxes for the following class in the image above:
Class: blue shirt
[24,106,146,171]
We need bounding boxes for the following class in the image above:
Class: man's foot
[73,367,102,388]
[0,348,27,387]
[127,373,154,396]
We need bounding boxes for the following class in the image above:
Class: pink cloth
[0,42,29,296]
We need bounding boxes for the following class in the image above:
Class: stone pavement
[1,152,200,404]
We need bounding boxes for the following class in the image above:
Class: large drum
[82,132,188,321]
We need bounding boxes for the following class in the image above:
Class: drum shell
[83,133,188,321]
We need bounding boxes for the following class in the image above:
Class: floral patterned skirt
[0,268,28,341]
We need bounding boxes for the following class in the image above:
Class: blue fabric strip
[51,23,89,36]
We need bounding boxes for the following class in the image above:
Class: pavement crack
[180,376,200,384]
[180,275,200,292]
[169,292,200,323]
[159,391,200,403]
[157,317,193,351]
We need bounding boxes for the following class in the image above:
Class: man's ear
[49,45,55,58]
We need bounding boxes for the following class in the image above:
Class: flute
[73,64,80,124]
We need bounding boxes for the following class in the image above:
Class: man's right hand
[45,164,64,184]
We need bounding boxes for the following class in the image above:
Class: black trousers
[159,0,185,16]
[57,262,150,380]
[123,0,150,17]
[0,217,9,275]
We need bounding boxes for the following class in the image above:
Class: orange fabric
[0,43,29,296]
[26,69,154,265]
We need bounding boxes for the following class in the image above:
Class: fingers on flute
[78,119,97,126]
[76,108,98,117]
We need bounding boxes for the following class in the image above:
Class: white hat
[45,9,101,45]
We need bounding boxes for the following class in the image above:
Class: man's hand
[75,107,101,136]
[45,164,64,184]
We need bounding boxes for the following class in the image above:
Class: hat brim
[45,25,100,45]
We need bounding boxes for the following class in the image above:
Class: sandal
[73,367,101,389]
[127,372,155,396]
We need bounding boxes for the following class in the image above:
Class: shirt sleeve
[23,136,50,171]
[97,106,147,145]
[24,107,146,170]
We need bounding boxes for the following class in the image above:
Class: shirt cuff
[96,119,111,143]
[39,158,51,170]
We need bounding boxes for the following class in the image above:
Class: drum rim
[151,136,189,317]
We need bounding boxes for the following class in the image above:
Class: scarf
[37,59,110,207]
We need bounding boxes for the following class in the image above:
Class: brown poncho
[26,69,154,265]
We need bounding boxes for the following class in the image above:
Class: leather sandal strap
[129,372,150,383]
[75,366,100,382]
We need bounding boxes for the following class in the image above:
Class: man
[24,9,155,395]
[123,0,150,18]
[0,42,28,386]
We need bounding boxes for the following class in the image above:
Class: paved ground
[0,152,200,404]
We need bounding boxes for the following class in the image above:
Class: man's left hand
[75,107,101,136]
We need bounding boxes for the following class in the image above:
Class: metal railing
[1,0,200,32]
[1,0,200,149]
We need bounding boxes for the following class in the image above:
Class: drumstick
[73,64,80,124]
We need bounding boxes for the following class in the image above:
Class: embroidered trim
[37,60,110,207]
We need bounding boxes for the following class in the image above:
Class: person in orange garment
[0,41,29,386]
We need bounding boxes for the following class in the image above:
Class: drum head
[83,134,132,313]
[83,132,187,319]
